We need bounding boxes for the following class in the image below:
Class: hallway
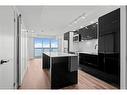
[20,59,117,89]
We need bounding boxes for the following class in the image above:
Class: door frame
[120,6,127,89]
[16,14,22,88]
[13,7,22,89]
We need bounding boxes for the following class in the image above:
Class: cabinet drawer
[79,53,98,68]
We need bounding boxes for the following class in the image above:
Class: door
[0,7,15,89]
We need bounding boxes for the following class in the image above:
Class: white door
[0,7,15,89]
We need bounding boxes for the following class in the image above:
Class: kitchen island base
[42,52,78,89]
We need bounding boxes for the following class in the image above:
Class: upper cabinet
[64,23,98,42]
[64,32,69,40]
[78,22,98,41]
[99,8,120,36]
[98,8,120,53]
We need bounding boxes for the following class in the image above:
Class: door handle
[0,59,9,64]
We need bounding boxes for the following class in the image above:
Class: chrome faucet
[94,44,98,49]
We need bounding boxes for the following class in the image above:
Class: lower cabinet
[79,53,120,88]
[79,53,98,68]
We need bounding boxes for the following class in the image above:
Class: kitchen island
[42,52,78,89]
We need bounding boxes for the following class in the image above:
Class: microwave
[73,34,81,42]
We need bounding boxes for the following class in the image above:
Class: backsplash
[73,39,98,54]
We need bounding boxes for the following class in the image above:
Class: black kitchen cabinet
[87,23,98,39]
[99,8,120,36]
[79,53,98,68]
[99,34,114,53]
[98,8,120,86]
[79,8,120,88]
[104,53,120,76]
[114,32,120,52]
[78,22,97,40]
[64,32,69,40]
[73,30,78,35]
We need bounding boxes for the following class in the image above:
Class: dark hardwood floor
[20,59,117,89]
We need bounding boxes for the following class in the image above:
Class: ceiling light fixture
[82,16,85,19]
[90,21,94,24]
[74,21,77,23]
[31,30,34,33]
[69,13,86,25]
[80,26,83,28]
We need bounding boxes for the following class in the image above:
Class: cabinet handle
[0,59,9,64]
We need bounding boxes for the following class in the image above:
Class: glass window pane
[35,49,42,57]
[51,48,58,52]
[42,38,50,48]
[34,38,42,48]
[43,48,50,52]
[51,39,58,48]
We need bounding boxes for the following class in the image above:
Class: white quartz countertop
[77,52,98,55]
[43,52,78,57]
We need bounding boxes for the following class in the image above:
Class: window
[51,39,58,48]
[34,38,43,57]
[34,38,42,48]
[51,39,58,52]
[34,38,59,57]
[42,38,50,48]
[42,38,50,53]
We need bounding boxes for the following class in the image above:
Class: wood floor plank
[20,59,117,89]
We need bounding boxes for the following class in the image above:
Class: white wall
[69,32,74,52]
[20,26,28,84]
[57,35,64,52]
[27,37,34,59]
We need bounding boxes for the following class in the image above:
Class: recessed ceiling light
[90,21,94,24]
[31,30,34,33]
[74,21,77,23]
[82,16,85,19]
[80,26,83,28]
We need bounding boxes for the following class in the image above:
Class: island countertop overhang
[43,52,78,57]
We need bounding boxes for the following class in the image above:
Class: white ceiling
[17,6,120,36]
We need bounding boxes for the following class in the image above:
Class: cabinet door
[104,34,114,53]
[114,32,120,52]
[99,8,120,36]
[98,53,105,71]
[64,32,69,40]
[98,36,105,53]
[105,53,119,76]
[79,28,87,40]
[105,54,114,74]
[88,23,97,39]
